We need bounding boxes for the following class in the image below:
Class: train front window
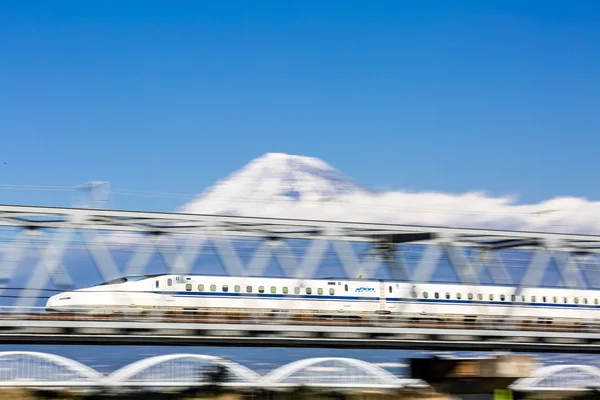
[97,277,127,286]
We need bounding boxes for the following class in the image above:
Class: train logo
[355,287,375,293]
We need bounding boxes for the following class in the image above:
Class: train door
[153,279,163,301]
[164,276,175,302]
[339,283,352,313]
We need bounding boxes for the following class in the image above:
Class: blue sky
[1,0,600,211]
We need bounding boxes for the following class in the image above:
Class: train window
[283,287,289,294]
[445,293,450,299]
[210,284,216,292]
[234,285,240,293]
[423,292,428,299]
[553,297,557,303]
[478,294,483,301]
[435,292,439,299]
[306,288,312,295]
[294,287,300,294]
[500,294,505,301]
[167,278,173,286]
[246,286,252,293]
[271,286,276,294]
[155,280,159,289]
[531,296,536,302]
[564,297,568,303]
[511,295,516,302]
[468,293,473,300]
[596,299,599,305]
[489,294,494,301]
[584,298,588,304]
[185,284,192,291]
[344,284,348,292]
[318,288,323,295]
[542,296,546,303]
[457,293,462,300]
[258,286,265,293]
[389,286,392,293]
[198,284,204,291]
[222,285,229,292]
[522,295,526,302]
[575,297,579,304]
[329,288,335,295]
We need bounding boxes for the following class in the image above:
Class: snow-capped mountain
[176,152,600,234]
[178,153,370,215]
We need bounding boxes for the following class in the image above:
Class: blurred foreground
[0,388,446,400]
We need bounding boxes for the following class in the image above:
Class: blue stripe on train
[154,291,600,310]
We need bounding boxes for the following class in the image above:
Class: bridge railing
[0,306,599,334]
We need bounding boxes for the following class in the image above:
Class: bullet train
[44,273,600,324]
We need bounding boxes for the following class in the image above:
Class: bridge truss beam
[0,204,600,308]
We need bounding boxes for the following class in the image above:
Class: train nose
[45,295,58,312]
[45,293,73,312]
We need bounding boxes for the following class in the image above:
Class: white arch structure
[259,357,425,390]
[0,351,104,387]
[0,351,430,391]
[106,354,260,388]
[511,364,600,392]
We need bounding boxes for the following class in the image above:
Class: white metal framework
[259,357,426,389]
[0,351,104,387]
[511,364,600,392]
[0,351,427,391]
[107,354,260,388]
[1,204,600,308]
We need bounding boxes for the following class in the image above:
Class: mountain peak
[178,153,368,214]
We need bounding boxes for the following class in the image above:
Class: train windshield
[95,275,153,286]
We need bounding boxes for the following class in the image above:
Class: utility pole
[72,181,111,209]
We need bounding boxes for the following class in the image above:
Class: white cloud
[181,190,600,235]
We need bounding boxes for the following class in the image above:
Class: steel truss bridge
[2,204,600,351]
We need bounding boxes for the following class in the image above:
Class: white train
[44,273,600,323]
